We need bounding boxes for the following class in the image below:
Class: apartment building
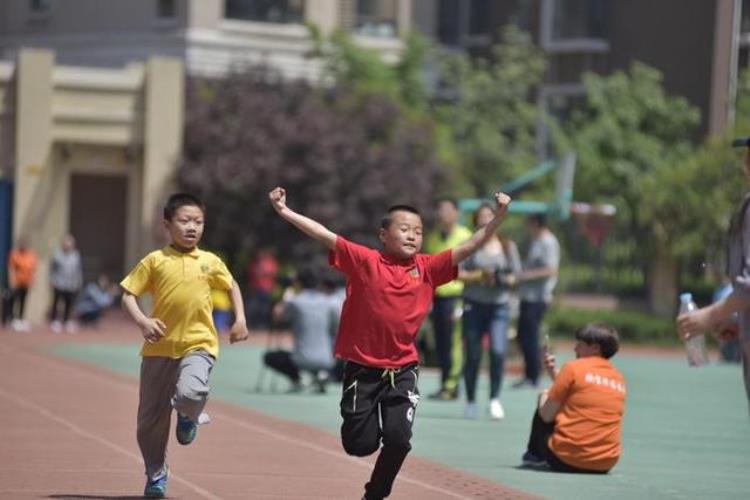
[0,49,182,322]
[0,0,412,79]
[432,0,739,140]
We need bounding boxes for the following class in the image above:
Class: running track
[1,325,535,499]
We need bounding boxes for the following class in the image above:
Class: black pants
[263,350,301,382]
[10,287,29,320]
[517,301,547,384]
[247,289,272,329]
[526,410,608,474]
[340,361,420,500]
[431,296,457,388]
[50,288,76,323]
[79,310,102,325]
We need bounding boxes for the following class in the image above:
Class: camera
[493,267,514,287]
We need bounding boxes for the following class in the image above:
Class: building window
[157,0,177,18]
[742,0,750,33]
[551,0,609,40]
[30,0,52,13]
[355,0,397,38]
[437,0,492,47]
[548,52,608,82]
[537,87,586,157]
[225,0,305,24]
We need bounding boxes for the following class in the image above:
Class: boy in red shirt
[269,187,511,499]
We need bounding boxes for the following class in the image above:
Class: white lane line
[0,388,222,500]
[4,346,471,500]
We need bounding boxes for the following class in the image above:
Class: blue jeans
[462,301,510,402]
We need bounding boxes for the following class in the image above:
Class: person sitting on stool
[264,266,337,393]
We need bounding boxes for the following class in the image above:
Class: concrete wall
[0,0,188,35]
[0,61,13,179]
[4,49,183,323]
[0,0,408,79]
[608,0,719,137]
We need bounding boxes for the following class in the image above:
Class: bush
[545,307,679,346]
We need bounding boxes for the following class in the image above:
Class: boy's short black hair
[381,205,422,229]
[527,213,548,228]
[163,193,205,220]
[575,323,620,359]
[296,266,320,289]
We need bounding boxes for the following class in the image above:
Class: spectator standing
[514,214,560,388]
[424,198,472,400]
[7,238,37,331]
[459,202,521,419]
[245,248,279,330]
[49,234,83,333]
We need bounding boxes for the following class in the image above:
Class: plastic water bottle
[678,293,709,367]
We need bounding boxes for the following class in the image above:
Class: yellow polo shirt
[424,225,472,297]
[121,245,234,359]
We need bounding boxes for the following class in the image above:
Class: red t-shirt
[330,236,457,368]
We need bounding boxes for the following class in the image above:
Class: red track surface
[1,319,536,500]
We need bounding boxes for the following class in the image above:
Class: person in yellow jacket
[424,198,472,400]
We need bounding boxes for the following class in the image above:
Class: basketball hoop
[570,202,616,247]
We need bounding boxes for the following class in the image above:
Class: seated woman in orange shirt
[522,323,626,473]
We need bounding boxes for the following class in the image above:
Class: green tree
[734,68,750,136]
[311,25,549,199]
[638,67,750,311]
[310,27,429,113]
[435,25,547,197]
[560,62,701,315]
[178,70,445,270]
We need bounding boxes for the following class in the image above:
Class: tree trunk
[648,241,679,317]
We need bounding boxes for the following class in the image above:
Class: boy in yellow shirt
[121,193,249,498]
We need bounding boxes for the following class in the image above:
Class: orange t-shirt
[547,356,626,472]
[8,249,37,288]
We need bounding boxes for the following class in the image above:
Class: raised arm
[451,192,512,265]
[269,187,337,250]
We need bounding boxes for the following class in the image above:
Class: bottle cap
[679,292,693,302]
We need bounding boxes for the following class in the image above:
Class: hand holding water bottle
[676,293,709,367]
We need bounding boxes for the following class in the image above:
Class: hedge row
[544,307,680,346]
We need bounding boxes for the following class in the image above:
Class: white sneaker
[464,402,479,420]
[19,319,31,331]
[50,320,63,333]
[64,321,78,334]
[489,399,505,420]
[10,319,23,331]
